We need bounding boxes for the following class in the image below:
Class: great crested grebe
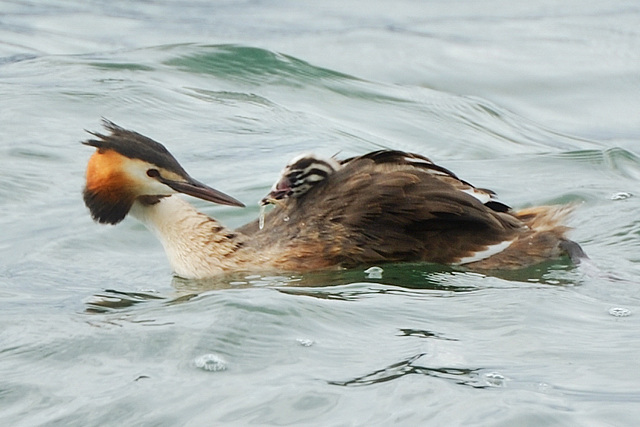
[83,121,587,279]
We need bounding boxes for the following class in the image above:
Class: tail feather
[515,205,574,232]
[515,205,588,265]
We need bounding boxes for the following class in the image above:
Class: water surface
[1,1,640,425]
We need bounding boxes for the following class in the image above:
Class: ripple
[0,53,38,66]
[557,148,640,180]
[328,353,487,388]
[89,62,155,72]
[164,44,357,86]
[84,289,166,314]
[397,328,457,341]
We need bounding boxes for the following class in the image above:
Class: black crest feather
[82,119,188,176]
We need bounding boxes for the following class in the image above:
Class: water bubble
[364,266,383,279]
[608,307,631,317]
[611,192,632,200]
[296,338,314,347]
[259,204,266,230]
[194,354,228,372]
[536,382,551,393]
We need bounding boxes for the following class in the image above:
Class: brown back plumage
[247,152,580,270]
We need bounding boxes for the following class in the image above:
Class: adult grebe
[83,120,586,278]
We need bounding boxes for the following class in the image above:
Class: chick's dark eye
[147,169,160,178]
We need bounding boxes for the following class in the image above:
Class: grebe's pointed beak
[162,176,245,207]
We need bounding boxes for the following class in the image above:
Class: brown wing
[252,155,524,268]
[342,150,511,213]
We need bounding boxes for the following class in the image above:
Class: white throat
[129,196,242,278]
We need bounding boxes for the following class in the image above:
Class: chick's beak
[260,176,292,206]
[163,176,245,207]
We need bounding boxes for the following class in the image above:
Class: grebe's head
[261,153,340,206]
[83,120,244,224]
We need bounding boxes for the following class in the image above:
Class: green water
[1,1,640,425]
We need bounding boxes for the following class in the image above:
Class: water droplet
[259,204,266,230]
[611,192,632,200]
[283,215,290,222]
[296,338,314,347]
[364,266,383,279]
[194,354,227,372]
[608,307,631,317]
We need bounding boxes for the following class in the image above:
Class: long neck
[129,196,246,279]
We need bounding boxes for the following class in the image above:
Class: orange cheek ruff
[86,150,136,201]
[84,149,137,224]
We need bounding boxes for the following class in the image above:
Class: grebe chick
[261,153,340,205]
